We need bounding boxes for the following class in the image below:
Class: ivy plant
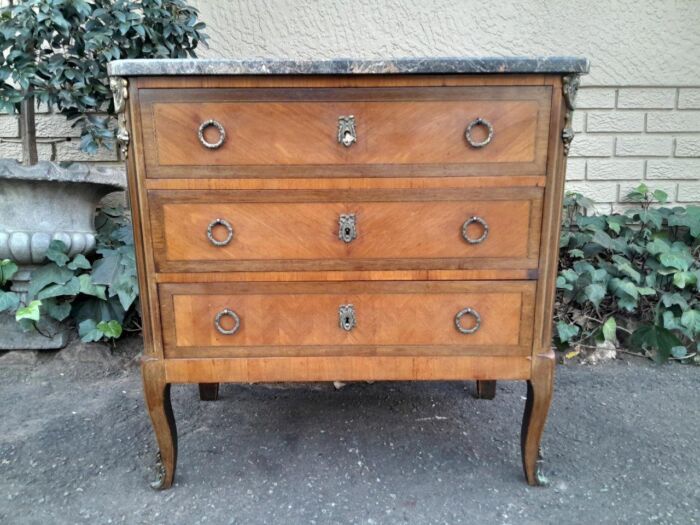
[556,184,700,363]
[0,259,20,313]
[0,0,207,164]
[11,205,140,342]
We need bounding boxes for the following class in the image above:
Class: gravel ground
[0,337,698,525]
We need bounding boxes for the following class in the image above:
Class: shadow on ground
[0,337,697,524]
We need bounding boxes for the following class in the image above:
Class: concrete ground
[0,337,698,525]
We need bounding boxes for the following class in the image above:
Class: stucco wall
[188,0,700,209]
[191,0,700,87]
[2,0,699,207]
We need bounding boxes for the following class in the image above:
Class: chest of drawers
[108,57,588,489]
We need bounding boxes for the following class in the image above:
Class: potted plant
[0,0,207,348]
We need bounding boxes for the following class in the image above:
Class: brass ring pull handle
[198,119,226,149]
[337,115,357,147]
[461,216,489,244]
[214,308,240,335]
[339,304,357,331]
[338,213,357,243]
[465,117,494,148]
[207,218,234,247]
[455,307,481,334]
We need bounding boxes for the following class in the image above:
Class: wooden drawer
[139,86,552,178]
[149,187,543,272]
[159,281,535,358]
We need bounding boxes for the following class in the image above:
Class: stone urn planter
[0,160,126,349]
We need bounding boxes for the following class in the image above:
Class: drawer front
[159,281,535,358]
[149,188,543,272]
[140,86,551,177]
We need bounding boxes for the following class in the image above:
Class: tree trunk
[19,94,38,166]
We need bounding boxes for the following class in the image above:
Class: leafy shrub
[556,184,700,363]
[0,0,207,160]
[2,205,139,343]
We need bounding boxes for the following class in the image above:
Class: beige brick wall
[569,87,700,211]
[0,104,121,166]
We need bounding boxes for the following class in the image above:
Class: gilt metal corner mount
[561,74,580,156]
[110,77,130,159]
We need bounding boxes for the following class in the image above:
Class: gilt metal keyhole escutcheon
[339,304,356,331]
[337,116,357,147]
[338,213,357,243]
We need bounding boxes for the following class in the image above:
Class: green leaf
[670,346,688,359]
[556,275,573,290]
[636,287,657,296]
[37,276,81,300]
[611,278,639,299]
[78,319,102,342]
[561,268,580,282]
[612,255,641,283]
[592,268,609,283]
[573,260,595,275]
[602,317,617,343]
[15,300,42,322]
[90,253,121,286]
[72,296,125,328]
[46,240,70,267]
[78,274,107,300]
[0,259,18,286]
[67,254,91,270]
[661,292,689,309]
[97,320,122,339]
[606,216,624,234]
[672,271,697,289]
[43,298,71,321]
[636,183,650,194]
[584,283,606,308]
[16,317,37,333]
[680,310,700,334]
[113,278,138,310]
[559,231,571,248]
[644,272,657,289]
[630,324,683,363]
[653,189,669,203]
[617,295,638,312]
[662,311,682,331]
[627,183,649,200]
[0,290,20,313]
[591,230,615,250]
[556,321,580,343]
[667,205,700,236]
[660,252,691,272]
[641,209,663,229]
[28,264,74,299]
[646,238,671,256]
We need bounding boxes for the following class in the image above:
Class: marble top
[108,56,589,77]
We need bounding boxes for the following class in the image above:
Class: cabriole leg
[142,358,178,490]
[521,351,555,486]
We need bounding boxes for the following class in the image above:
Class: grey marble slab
[108,56,589,77]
